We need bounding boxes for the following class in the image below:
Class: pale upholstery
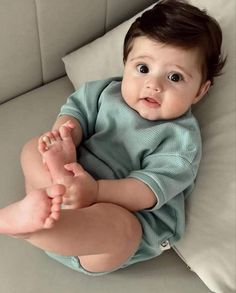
[0,0,235,292]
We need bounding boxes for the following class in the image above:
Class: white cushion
[62,1,236,292]
[175,1,236,293]
[62,5,155,89]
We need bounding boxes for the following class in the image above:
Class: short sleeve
[128,153,196,210]
[59,83,99,139]
[59,78,118,139]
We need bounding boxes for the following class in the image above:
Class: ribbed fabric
[60,77,202,247]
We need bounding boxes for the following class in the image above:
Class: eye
[168,73,183,82]
[137,64,149,74]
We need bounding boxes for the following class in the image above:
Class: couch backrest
[0,0,156,104]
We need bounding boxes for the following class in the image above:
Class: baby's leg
[25,202,142,273]
[0,184,64,236]
[21,136,53,193]
[39,126,76,183]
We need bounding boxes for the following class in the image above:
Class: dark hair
[123,0,226,84]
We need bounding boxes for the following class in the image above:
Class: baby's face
[121,36,210,121]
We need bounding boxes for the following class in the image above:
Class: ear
[192,80,211,104]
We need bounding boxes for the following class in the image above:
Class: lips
[142,97,161,108]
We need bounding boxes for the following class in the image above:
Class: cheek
[164,97,189,117]
[121,80,129,99]
[121,81,132,107]
[122,77,136,99]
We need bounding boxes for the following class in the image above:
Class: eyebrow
[130,55,154,62]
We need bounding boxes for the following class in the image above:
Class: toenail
[46,187,53,196]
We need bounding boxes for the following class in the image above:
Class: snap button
[160,240,171,251]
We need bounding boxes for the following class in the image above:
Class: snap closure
[160,240,171,251]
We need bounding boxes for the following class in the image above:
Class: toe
[52,130,62,142]
[51,198,62,212]
[42,135,52,149]
[50,211,60,221]
[49,133,57,143]
[38,141,48,153]
[52,196,63,205]
[46,184,66,198]
[44,217,55,229]
[51,204,61,212]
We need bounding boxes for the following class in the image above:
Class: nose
[145,77,162,92]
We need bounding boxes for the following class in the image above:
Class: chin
[139,112,158,121]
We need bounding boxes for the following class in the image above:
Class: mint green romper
[46,77,202,275]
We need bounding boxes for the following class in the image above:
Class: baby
[0,0,226,275]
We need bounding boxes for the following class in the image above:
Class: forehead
[128,36,202,71]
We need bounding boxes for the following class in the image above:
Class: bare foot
[0,184,65,236]
[39,125,76,183]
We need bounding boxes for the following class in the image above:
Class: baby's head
[124,0,226,85]
[121,0,226,121]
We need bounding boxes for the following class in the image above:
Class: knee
[93,202,142,243]
[20,136,40,170]
[21,136,39,159]
[79,203,142,273]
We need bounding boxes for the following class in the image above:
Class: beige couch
[0,1,235,293]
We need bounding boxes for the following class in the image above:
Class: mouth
[141,97,161,108]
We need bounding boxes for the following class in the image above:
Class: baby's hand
[61,162,98,210]
[60,120,76,132]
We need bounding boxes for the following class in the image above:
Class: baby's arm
[39,115,157,212]
[62,163,157,211]
[97,178,157,212]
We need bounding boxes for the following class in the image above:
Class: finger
[64,163,84,176]
[63,120,76,130]
[59,125,71,140]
